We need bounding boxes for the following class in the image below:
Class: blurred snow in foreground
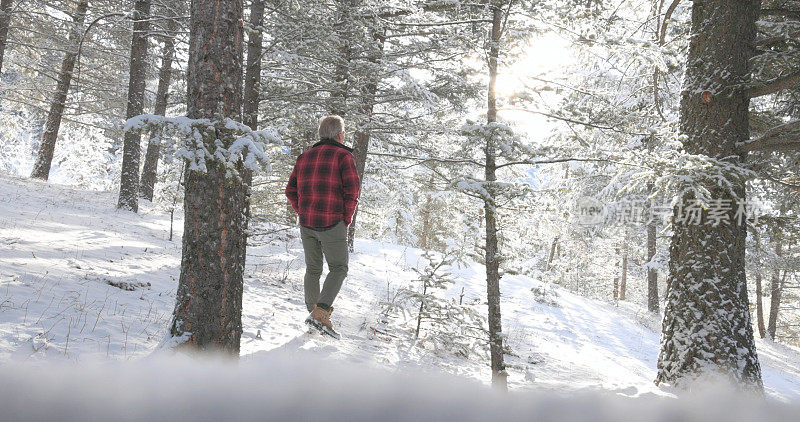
[1,354,798,421]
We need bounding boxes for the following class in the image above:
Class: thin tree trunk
[647,0,665,311]
[614,247,620,300]
[140,17,178,201]
[286,130,312,225]
[755,270,766,339]
[415,281,427,339]
[243,0,264,130]
[621,248,628,301]
[546,236,558,271]
[484,2,506,390]
[117,0,151,212]
[754,230,766,338]
[346,28,386,250]
[0,0,13,76]
[656,0,762,390]
[419,174,434,250]
[330,0,354,117]
[30,0,89,180]
[168,0,246,354]
[241,0,264,250]
[767,228,784,340]
[647,205,659,313]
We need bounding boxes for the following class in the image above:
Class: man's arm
[340,153,360,225]
[285,163,300,214]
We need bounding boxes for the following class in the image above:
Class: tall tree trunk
[753,230,766,338]
[620,247,628,301]
[0,0,13,76]
[755,272,766,339]
[419,175,435,250]
[767,228,784,340]
[647,0,665,311]
[29,0,89,180]
[286,129,312,225]
[613,247,620,300]
[484,2,506,390]
[330,0,354,117]
[546,236,558,271]
[168,0,246,354]
[140,17,178,201]
[243,0,264,130]
[647,207,659,313]
[117,0,151,212]
[346,27,386,250]
[656,0,762,390]
[241,0,264,250]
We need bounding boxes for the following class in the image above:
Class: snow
[2,172,800,412]
[3,354,800,422]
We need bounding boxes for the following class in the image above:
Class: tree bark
[139,17,178,201]
[117,0,151,212]
[546,236,558,271]
[614,247,620,300]
[286,130,312,225]
[767,225,784,340]
[755,272,766,339]
[647,208,659,313]
[168,0,246,354]
[419,174,435,250]
[330,0,354,117]
[30,0,89,180]
[484,2,506,390]
[656,0,762,390]
[0,0,13,76]
[241,0,264,251]
[243,0,264,131]
[621,248,628,301]
[752,229,766,338]
[346,27,386,250]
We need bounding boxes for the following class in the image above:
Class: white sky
[495,32,575,147]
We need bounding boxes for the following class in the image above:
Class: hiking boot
[306,305,333,329]
[304,305,339,339]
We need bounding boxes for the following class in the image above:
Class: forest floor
[1,173,800,403]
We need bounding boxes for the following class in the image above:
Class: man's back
[285,140,360,228]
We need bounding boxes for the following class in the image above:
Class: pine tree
[140,5,182,202]
[385,250,487,359]
[0,0,13,76]
[117,0,151,212]
[30,0,89,180]
[167,0,247,354]
[656,0,763,390]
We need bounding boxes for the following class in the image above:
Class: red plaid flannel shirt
[285,140,361,227]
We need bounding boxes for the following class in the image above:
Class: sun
[494,32,573,99]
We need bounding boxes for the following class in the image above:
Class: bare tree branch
[738,119,800,152]
[760,8,800,20]
[747,69,800,98]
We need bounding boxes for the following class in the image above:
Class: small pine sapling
[385,250,487,359]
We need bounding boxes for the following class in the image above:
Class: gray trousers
[300,221,349,312]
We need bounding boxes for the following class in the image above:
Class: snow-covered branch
[747,69,800,98]
[738,119,800,152]
[124,114,282,177]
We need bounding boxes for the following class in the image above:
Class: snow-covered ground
[2,172,800,405]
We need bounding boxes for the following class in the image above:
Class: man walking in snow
[285,115,360,338]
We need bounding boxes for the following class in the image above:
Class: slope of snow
[1,173,800,402]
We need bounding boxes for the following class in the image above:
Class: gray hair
[318,115,345,140]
